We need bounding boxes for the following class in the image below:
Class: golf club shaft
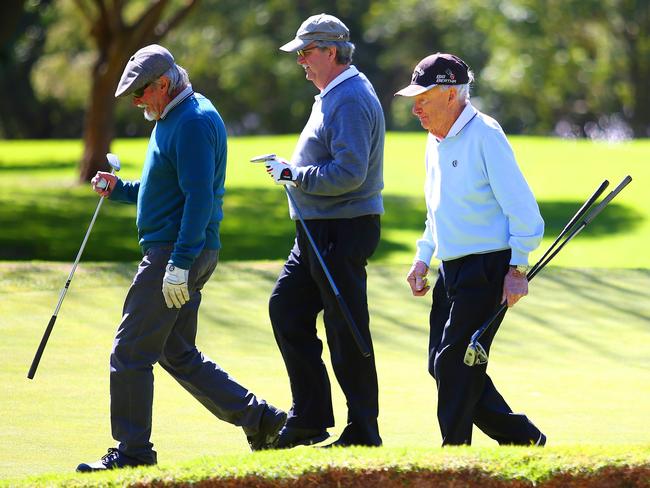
[27,172,114,380]
[470,176,631,345]
[527,175,632,281]
[284,187,372,358]
[531,179,609,276]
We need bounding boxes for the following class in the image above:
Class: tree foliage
[70,0,199,181]
[0,0,55,138]
[1,0,648,174]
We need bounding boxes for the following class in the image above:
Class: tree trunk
[79,58,121,181]
[628,21,650,137]
[76,0,199,182]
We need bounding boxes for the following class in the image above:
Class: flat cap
[280,13,350,52]
[115,44,175,97]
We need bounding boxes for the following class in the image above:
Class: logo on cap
[412,67,425,83]
[436,68,458,84]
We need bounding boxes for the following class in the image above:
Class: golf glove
[162,264,190,309]
[265,158,297,187]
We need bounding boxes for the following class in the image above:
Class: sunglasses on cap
[132,82,151,98]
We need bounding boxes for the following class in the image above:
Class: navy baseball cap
[395,53,470,97]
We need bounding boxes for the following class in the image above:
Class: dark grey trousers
[110,247,267,462]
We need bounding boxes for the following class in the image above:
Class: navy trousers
[429,249,543,445]
[110,247,268,462]
[269,215,382,446]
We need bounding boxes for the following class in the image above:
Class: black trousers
[110,247,268,462]
[269,215,382,446]
[429,249,542,445]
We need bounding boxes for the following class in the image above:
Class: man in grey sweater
[261,13,385,448]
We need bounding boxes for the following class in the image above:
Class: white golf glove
[162,264,189,309]
[265,158,297,187]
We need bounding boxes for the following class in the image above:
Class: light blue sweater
[289,66,384,220]
[416,103,544,266]
[110,92,226,269]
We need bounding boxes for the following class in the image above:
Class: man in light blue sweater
[76,45,285,472]
[261,14,384,448]
[396,53,546,446]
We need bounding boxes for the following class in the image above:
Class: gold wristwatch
[510,265,529,275]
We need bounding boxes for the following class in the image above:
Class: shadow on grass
[0,186,643,261]
[0,161,76,172]
[538,200,642,238]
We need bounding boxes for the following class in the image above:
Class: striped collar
[160,85,194,120]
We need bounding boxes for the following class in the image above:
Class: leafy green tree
[0,0,55,138]
[69,0,199,181]
[472,0,649,137]
[25,0,650,142]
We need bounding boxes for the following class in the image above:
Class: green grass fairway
[1,262,649,481]
[0,136,648,266]
[8,446,650,487]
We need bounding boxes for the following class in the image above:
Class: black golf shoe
[321,438,382,448]
[247,405,287,451]
[76,448,156,472]
[275,425,330,449]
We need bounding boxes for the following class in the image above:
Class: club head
[463,341,488,366]
[106,153,121,172]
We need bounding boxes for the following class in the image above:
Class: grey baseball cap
[114,44,175,97]
[280,13,350,52]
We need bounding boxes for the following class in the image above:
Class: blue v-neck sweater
[110,93,226,269]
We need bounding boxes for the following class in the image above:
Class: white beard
[143,109,159,121]
[138,104,159,121]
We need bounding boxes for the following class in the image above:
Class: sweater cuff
[293,166,307,186]
[415,245,434,267]
[108,178,125,201]
[509,248,529,266]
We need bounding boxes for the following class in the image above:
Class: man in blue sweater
[396,53,546,446]
[260,14,385,448]
[76,45,285,472]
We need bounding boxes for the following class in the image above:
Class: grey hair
[155,64,190,95]
[314,40,355,65]
[437,69,474,103]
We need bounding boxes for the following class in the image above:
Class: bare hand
[91,171,117,197]
[407,260,431,296]
[502,267,528,307]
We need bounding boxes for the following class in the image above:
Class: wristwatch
[510,264,529,275]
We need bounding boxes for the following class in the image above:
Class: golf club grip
[561,179,609,235]
[334,293,372,358]
[528,179,609,279]
[582,175,632,225]
[27,315,57,379]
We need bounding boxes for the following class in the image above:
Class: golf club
[462,179,609,367]
[463,175,632,367]
[27,153,121,380]
[250,154,372,358]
